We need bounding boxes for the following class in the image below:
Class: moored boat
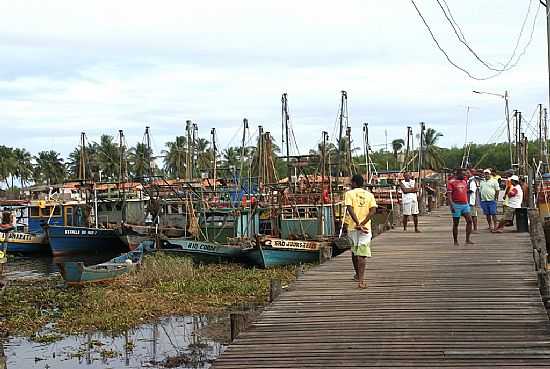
[46,225,127,256]
[57,240,154,285]
[0,232,49,254]
[244,237,330,268]
[160,238,244,264]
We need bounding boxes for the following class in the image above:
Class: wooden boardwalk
[213,209,550,368]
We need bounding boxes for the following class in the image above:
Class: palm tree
[162,136,187,179]
[0,146,15,189]
[222,147,241,169]
[33,151,66,185]
[12,148,33,190]
[391,139,405,167]
[422,128,444,170]
[93,135,120,181]
[128,142,152,178]
[195,138,213,173]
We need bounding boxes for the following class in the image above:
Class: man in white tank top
[399,172,420,232]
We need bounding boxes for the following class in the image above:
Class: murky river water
[1,315,227,369]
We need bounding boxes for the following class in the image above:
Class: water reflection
[4,253,119,280]
[3,315,225,369]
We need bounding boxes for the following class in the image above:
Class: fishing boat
[0,232,48,254]
[160,238,244,263]
[46,224,127,256]
[57,240,154,285]
[244,236,330,268]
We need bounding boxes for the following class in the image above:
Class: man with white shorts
[345,174,377,289]
[400,172,420,232]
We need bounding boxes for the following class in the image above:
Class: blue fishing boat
[160,238,244,264]
[46,225,127,256]
[57,240,154,285]
[243,237,326,268]
[0,232,48,254]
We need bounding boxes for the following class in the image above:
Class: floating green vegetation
[0,254,298,339]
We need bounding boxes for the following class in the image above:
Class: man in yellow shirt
[345,174,377,289]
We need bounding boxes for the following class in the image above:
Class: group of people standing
[447,168,524,245]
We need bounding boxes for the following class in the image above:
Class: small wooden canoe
[57,240,155,285]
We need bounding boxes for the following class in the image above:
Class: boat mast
[240,118,249,192]
[185,120,192,181]
[79,132,86,181]
[119,129,127,224]
[145,126,153,177]
[192,123,198,178]
[363,123,370,184]
[336,90,347,185]
[258,125,264,187]
[282,93,291,185]
[211,128,217,191]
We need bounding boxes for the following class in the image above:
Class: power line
[410,0,540,80]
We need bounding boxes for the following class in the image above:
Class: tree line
[0,128,538,191]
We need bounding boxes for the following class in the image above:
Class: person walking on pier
[345,174,377,289]
[479,169,500,232]
[447,168,474,246]
[495,175,523,233]
[399,172,420,233]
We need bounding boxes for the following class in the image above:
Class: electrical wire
[436,0,536,73]
[410,0,540,80]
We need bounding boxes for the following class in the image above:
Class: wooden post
[269,279,282,302]
[230,312,247,342]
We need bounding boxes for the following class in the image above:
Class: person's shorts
[348,229,372,257]
[480,200,497,216]
[402,200,419,216]
[451,203,471,218]
[501,206,516,222]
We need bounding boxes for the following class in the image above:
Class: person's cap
[510,175,519,181]
[483,169,491,174]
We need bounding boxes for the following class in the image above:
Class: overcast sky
[0,0,548,157]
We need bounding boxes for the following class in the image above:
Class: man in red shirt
[447,168,474,246]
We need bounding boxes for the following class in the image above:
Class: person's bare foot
[358,281,368,289]
[453,241,460,246]
[465,240,475,244]
[415,229,421,233]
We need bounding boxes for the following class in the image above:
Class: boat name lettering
[185,242,217,251]
[0,233,33,241]
[64,229,98,236]
[266,239,319,250]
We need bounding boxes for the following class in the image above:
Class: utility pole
[211,128,217,191]
[504,91,512,169]
[539,104,544,163]
[418,122,426,215]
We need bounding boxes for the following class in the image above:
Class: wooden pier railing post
[269,279,282,302]
[230,312,247,342]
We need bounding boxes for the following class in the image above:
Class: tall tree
[12,148,33,190]
[422,128,444,170]
[128,142,153,178]
[391,139,405,166]
[162,136,187,179]
[93,135,120,181]
[33,151,66,185]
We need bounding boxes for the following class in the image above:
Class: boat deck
[213,208,550,368]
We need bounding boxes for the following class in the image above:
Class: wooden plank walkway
[213,209,550,368]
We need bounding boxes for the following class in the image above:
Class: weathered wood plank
[213,209,550,368]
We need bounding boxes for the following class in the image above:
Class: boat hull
[47,226,127,256]
[0,232,49,254]
[57,240,152,285]
[160,239,243,264]
[57,261,133,285]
